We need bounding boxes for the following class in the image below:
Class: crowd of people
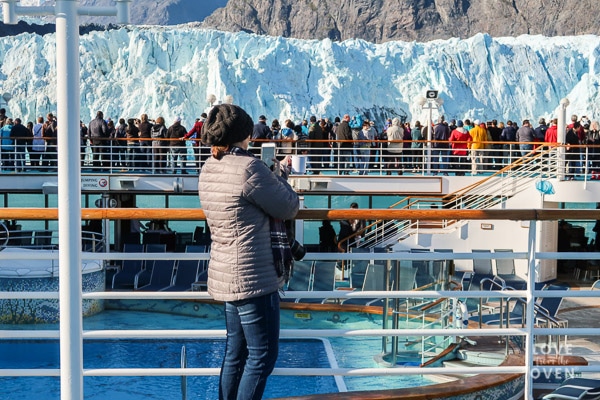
[0,108,208,173]
[1,106,598,177]
[247,112,600,178]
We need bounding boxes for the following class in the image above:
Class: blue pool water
[0,338,335,399]
[1,309,434,399]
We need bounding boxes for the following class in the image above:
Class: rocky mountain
[1,0,595,43]
[201,0,598,43]
[100,0,228,26]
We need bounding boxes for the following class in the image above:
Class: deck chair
[343,263,395,306]
[185,245,206,253]
[161,259,200,291]
[494,249,515,274]
[370,247,396,285]
[362,263,387,292]
[543,386,600,400]
[395,264,418,291]
[312,261,337,290]
[283,260,313,302]
[468,296,527,327]
[471,249,494,288]
[471,284,568,328]
[133,244,167,288]
[136,259,176,291]
[307,261,337,303]
[8,230,32,247]
[411,248,434,288]
[535,284,569,328]
[33,230,53,249]
[185,244,208,272]
[493,249,526,289]
[543,377,600,400]
[144,243,166,253]
[463,275,505,317]
[82,231,102,252]
[431,249,453,285]
[112,243,144,289]
[394,264,418,308]
[472,249,493,274]
[191,268,209,291]
[349,247,370,290]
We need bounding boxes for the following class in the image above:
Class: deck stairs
[352,146,560,250]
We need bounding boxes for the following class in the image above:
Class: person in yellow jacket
[468,120,490,175]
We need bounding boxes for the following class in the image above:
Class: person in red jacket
[545,119,558,144]
[448,120,472,176]
[182,112,207,172]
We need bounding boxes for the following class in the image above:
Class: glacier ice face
[0,27,598,129]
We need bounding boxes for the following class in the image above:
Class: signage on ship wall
[81,176,109,191]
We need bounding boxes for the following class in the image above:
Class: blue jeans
[432,147,448,171]
[339,148,353,173]
[357,147,369,174]
[220,291,280,400]
[520,143,533,157]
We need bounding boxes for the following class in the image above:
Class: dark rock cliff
[1,0,592,43]
[201,0,596,43]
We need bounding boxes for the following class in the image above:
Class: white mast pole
[1,1,131,398]
[55,1,83,399]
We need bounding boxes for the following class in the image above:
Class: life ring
[454,301,469,329]
[331,313,341,323]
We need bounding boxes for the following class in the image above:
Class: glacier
[0,26,599,129]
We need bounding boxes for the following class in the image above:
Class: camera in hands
[289,239,306,261]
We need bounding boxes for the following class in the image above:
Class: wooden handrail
[1,208,600,221]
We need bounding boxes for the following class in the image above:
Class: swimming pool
[1,308,435,399]
[1,338,338,399]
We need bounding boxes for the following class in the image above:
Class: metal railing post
[381,258,391,354]
[525,220,537,400]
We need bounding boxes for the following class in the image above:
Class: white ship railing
[2,210,600,399]
[2,138,596,178]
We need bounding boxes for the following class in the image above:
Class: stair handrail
[359,146,559,248]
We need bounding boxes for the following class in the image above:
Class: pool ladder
[181,345,188,400]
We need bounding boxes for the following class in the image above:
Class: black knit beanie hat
[201,104,254,146]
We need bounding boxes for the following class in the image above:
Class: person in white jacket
[386,117,404,175]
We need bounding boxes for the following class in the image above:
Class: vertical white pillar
[524,220,537,400]
[557,98,569,181]
[3,2,129,399]
[426,103,432,174]
[56,1,83,399]
[114,0,131,24]
[1,0,18,24]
